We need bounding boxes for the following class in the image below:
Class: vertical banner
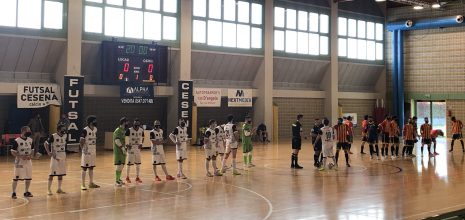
[178,81,193,136]
[64,76,84,144]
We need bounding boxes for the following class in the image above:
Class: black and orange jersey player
[420,117,434,157]
[450,116,465,152]
[333,118,351,167]
[402,119,416,157]
[378,115,391,159]
[389,116,400,158]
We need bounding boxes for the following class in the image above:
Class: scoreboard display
[102,41,168,85]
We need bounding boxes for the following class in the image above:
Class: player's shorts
[453,134,463,140]
[81,146,96,168]
[152,145,166,165]
[13,159,32,181]
[382,133,390,143]
[292,137,302,150]
[405,140,415,146]
[432,137,436,143]
[336,142,349,150]
[204,145,217,160]
[313,140,322,151]
[127,146,141,165]
[217,141,225,154]
[368,138,378,145]
[390,137,400,144]
[176,142,188,160]
[50,157,66,176]
[242,141,253,153]
[322,143,334,157]
[361,135,368,142]
[346,135,353,143]
[225,140,238,153]
[422,138,432,145]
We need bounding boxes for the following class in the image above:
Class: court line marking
[5,196,177,220]
[0,197,29,211]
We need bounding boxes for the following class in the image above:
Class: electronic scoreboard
[101,41,168,85]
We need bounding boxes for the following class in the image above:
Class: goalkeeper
[242,115,255,168]
[114,117,128,187]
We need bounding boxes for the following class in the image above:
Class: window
[275,6,328,56]
[193,0,263,50]
[84,0,179,41]
[0,0,64,30]
[339,16,383,61]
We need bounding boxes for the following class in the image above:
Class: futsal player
[390,116,400,159]
[113,117,128,187]
[11,126,35,199]
[420,117,433,157]
[204,120,222,177]
[334,118,351,167]
[215,124,227,170]
[379,115,391,159]
[242,115,255,168]
[150,120,175,181]
[169,118,190,179]
[403,119,416,158]
[221,115,241,175]
[44,124,68,195]
[125,118,144,183]
[291,114,304,169]
[345,116,354,154]
[366,116,380,160]
[450,116,464,152]
[318,118,337,171]
[311,118,324,167]
[360,115,369,154]
[431,129,444,155]
[80,115,100,190]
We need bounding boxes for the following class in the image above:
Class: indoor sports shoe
[166,175,175,181]
[318,167,325,171]
[24,192,33,198]
[248,163,256,167]
[115,180,123,187]
[177,174,188,179]
[135,177,142,183]
[56,189,66,194]
[214,170,223,176]
[429,153,435,157]
[346,163,351,167]
[232,170,241,175]
[126,177,132,184]
[11,192,17,199]
[221,168,227,174]
[47,190,53,196]
[89,183,101,188]
[81,185,87,191]
[434,152,439,155]
[206,172,213,177]
[154,176,162,181]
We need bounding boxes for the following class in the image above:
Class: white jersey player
[318,118,337,171]
[125,119,144,184]
[44,124,68,195]
[204,120,222,177]
[216,125,226,159]
[151,120,175,181]
[11,126,35,199]
[79,115,100,190]
[221,115,241,175]
[169,118,190,179]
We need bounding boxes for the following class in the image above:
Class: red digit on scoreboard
[135,74,139,80]
[123,63,130,72]
[149,75,153,81]
[119,73,123,80]
[148,64,153,73]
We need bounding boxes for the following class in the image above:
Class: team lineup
[9,113,463,200]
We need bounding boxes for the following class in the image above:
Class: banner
[178,81,193,136]
[64,76,84,144]
[17,84,61,108]
[228,89,252,107]
[120,82,154,104]
[194,88,221,107]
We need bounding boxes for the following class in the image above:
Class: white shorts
[176,142,188,160]
[217,141,225,154]
[50,157,67,176]
[225,140,238,153]
[204,145,217,160]
[13,159,32,180]
[322,143,334,158]
[81,146,96,168]
[127,146,141,165]
[152,145,166,165]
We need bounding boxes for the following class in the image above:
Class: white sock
[136,165,140,178]
[126,165,131,178]
[58,179,62,190]
[81,170,86,186]
[205,159,210,173]
[89,169,94,184]
[232,159,237,171]
[212,159,218,171]
[153,165,158,177]
[178,162,183,175]
[161,165,169,176]
[48,179,52,191]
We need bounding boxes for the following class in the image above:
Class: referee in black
[291,114,304,169]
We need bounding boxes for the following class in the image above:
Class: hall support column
[323,1,339,124]
[253,0,274,140]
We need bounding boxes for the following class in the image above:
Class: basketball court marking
[0,197,29,211]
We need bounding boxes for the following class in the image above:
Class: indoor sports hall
[0,0,464,219]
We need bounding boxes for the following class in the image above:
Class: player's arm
[232,125,240,140]
[169,128,179,144]
[124,129,131,148]
[204,131,211,144]
[80,130,87,151]
[44,136,53,156]
[10,141,19,158]
[140,131,145,148]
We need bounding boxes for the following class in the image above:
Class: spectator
[256,123,270,143]
[28,114,45,153]
[57,113,70,131]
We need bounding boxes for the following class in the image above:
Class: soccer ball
[328,163,334,169]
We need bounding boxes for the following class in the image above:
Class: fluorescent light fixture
[413,5,424,10]
[375,0,386,2]
[432,3,441,8]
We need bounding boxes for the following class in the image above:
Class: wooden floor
[0,138,464,220]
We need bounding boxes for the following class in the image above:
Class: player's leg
[231,148,241,175]
[361,136,366,154]
[369,143,374,159]
[25,180,32,197]
[205,157,212,177]
[48,176,53,195]
[126,164,132,183]
[344,145,350,167]
[460,136,465,152]
[375,144,380,159]
[153,165,161,181]
[294,148,303,169]
[212,156,222,176]
[161,164,175,180]
[450,136,456,152]
[81,167,87,190]
[135,164,141,183]
[116,164,124,186]
[88,167,100,188]
[11,180,18,199]
[57,176,64,193]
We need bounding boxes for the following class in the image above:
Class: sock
[58,179,62,190]
[369,144,374,156]
[178,162,183,174]
[396,146,399,156]
[126,166,131,178]
[81,170,86,186]
[361,145,365,153]
[461,140,464,150]
[421,146,424,154]
[48,179,52,192]
[451,140,455,150]
[153,165,158,177]
[385,147,388,156]
[391,146,395,155]
[381,146,385,156]
[243,155,248,165]
[248,153,252,164]
[12,180,17,193]
[212,159,218,171]
[205,159,210,173]
[433,143,437,153]
[25,180,30,192]
[291,154,296,166]
[232,159,237,171]
[375,145,379,156]
[116,170,121,182]
[322,157,326,168]
[428,146,431,154]
[345,153,349,164]
[319,153,324,163]
[89,169,94,184]
[314,154,319,165]
[402,146,406,156]
[136,165,140,178]
[335,150,340,164]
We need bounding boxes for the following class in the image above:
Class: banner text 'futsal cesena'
[20,86,59,102]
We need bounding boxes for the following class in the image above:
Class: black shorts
[432,138,436,142]
[347,135,353,143]
[292,137,302,150]
[422,138,432,145]
[313,141,322,151]
[453,134,463,140]
[382,133,390,143]
[390,137,400,144]
[405,140,415,146]
[368,139,378,145]
[336,142,349,150]
[362,136,368,142]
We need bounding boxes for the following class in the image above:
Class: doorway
[416,101,447,136]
